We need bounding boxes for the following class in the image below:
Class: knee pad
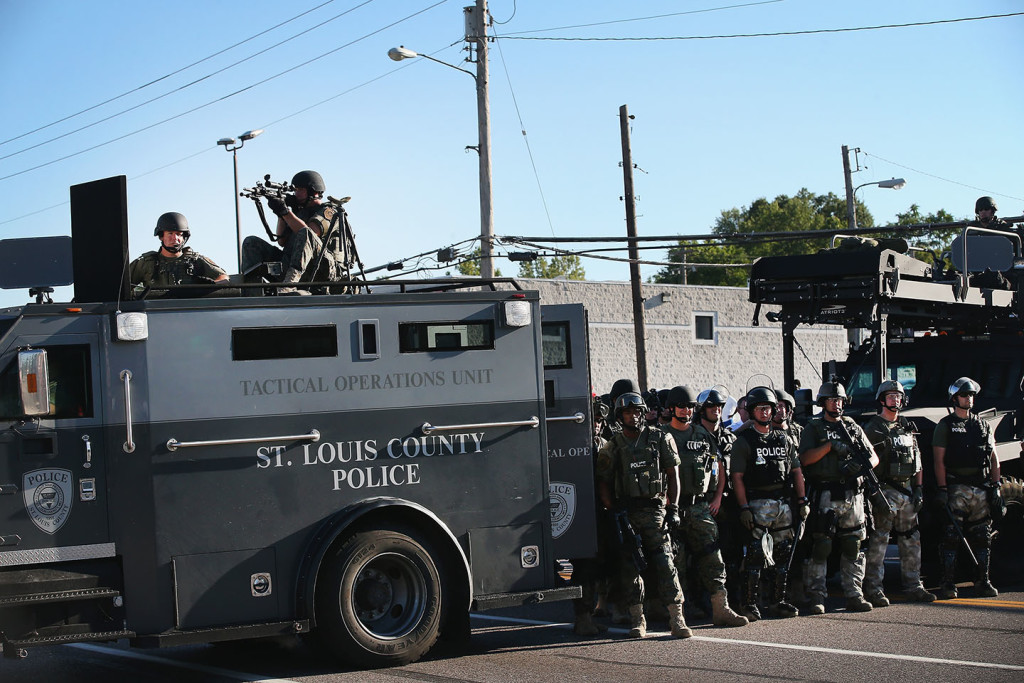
[811,534,832,563]
[840,535,861,561]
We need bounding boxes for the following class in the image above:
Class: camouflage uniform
[862,414,929,599]
[595,426,683,609]
[666,424,725,594]
[933,412,998,597]
[128,248,226,290]
[798,417,874,607]
[696,421,743,603]
[732,427,802,617]
[241,202,339,281]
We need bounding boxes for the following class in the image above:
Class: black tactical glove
[739,506,755,531]
[267,195,289,216]
[795,496,810,521]
[935,486,949,508]
[988,483,1005,522]
[285,193,300,209]
[666,504,681,532]
[911,485,924,514]
[830,440,850,458]
[838,457,861,478]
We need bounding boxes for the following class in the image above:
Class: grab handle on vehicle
[421,417,539,435]
[120,370,135,453]
[545,412,586,424]
[166,430,321,452]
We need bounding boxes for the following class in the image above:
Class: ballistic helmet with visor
[948,377,981,401]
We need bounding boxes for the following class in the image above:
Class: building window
[693,312,717,345]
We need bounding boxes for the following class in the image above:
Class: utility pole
[466,0,494,279]
[842,144,857,228]
[619,105,648,392]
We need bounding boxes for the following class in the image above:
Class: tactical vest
[611,429,667,500]
[801,417,854,483]
[870,416,919,483]
[738,428,791,493]
[668,425,715,496]
[135,249,207,287]
[941,414,990,482]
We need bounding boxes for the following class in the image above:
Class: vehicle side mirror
[18,349,50,416]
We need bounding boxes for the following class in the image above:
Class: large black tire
[315,524,444,667]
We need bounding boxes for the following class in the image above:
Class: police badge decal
[23,468,74,534]
[549,482,577,539]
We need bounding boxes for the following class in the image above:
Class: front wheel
[315,525,443,667]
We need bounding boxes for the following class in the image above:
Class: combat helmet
[774,388,796,411]
[154,212,190,253]
[614,392,647,422]
[292,170,326,195]
[745,386,778,424]
[875,379,907,409]
[975,196,997,213]
[666,385,699,408]
[154,212,190,238]
[815,381,847,406]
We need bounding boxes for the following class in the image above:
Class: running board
[472,585,581,611]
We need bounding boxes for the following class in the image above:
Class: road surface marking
[471,613,1024,671]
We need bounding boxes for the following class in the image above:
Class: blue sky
[1,0,1021,307]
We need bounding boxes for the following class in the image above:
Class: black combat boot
[974,549,998,598]
[765,568,799,618]
[740,569,761,622]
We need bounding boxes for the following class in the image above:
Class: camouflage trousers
[620,506,683,606]
[673,501,728,594]
[943,484,992,551]
[865,484,924,594]
[804,488,867,602]
[748,498,796,548]
[241,229,334,278]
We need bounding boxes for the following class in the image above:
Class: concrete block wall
[517,278,847,399]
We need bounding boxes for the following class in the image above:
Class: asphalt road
[3,583,1022,683]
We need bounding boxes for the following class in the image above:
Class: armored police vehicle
[748,226,1024,576]
[748,226,1024,478]
[0,177,596,666]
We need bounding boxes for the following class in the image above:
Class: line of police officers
[576,374,1006,638]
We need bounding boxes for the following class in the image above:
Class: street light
[218,128,263,271]
[387,1,494,279]
[856,177,907,192]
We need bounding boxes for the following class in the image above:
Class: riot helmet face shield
[948,377,980,411]
[697,388,727,425]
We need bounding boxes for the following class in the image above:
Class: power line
[0,0,382,162]
[490,25,556,237]
[0,0,342,148]
[502,0,782,36]
[499,12,1024,41]
[862,152,1024,203]
[0,1,448,184]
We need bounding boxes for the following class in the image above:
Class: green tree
[888,204,958,263]
[655,189,873,286]
[452,248,502,277]
[517,253,586,280]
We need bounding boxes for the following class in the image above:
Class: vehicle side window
[399,321,495,353]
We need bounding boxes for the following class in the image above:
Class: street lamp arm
[387,46,473,77]
[855,177,907,192]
